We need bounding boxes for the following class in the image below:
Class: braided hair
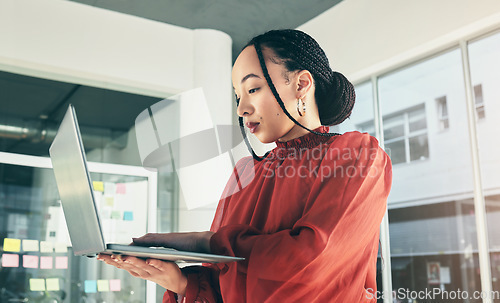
[238,29,356,161]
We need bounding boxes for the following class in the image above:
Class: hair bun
[318,71,356,126]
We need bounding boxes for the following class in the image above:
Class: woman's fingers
[132,231,214,253]
[97,254,122,267]
[97,254,187,294]
[98,255,164,278]
[96,254,143,275]
[131,233,167,246]
[120,257,152,277]
[146,258,178,273]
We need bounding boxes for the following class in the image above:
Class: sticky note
[2,253,19,267]
[97,280,109,292]
[40,241,54,253]
[30,279,46,291]
[55,256,68,269]
[3,238,21,252]
[111,211,121,219]
[85,280,97,293]
[46,278,60,291]
[105,196,115,207]
[22,239,39,252]
[93,181,104,192]
[123,211,133,221]
[23,255,39,268]
[109,279,121,291]
[116,183,126,194]
[40,256,53,269]
[104,182,116,195]
[54,243,68,253]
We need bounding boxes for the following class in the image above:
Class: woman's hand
[97,254,187,295]
[132,231,215,254]
[96,232,214,294]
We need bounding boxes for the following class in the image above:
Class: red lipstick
[245,122,260,134]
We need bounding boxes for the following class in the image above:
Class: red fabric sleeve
[210,134,392,302]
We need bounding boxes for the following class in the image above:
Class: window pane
[379,48,479,298]
[0,162,148,302]
[389,200,482,302]
[384,115,405,140]
[469,30,500,301]
[474,84,484,105]
[409,134,429,161]
[436,96,449,130]
[384,124,405,141]
[437,96,449,117]
[408,106,427,132]
[385,139,406,165]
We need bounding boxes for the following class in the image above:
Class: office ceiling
[68,0,343,61]
[0,0,343,157]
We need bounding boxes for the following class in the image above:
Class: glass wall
[373,46,488,302]
[0,70,178,233]
[469,30,500,302]
[0,159,154,302]
[347,28,500,302]
[0,71,179,301]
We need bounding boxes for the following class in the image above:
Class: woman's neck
[277,121,322,142]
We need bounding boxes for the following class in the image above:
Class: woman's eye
[248,88,259,94]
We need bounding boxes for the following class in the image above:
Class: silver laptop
[49,104,243,264]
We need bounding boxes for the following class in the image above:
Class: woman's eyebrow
[241,73,261,84]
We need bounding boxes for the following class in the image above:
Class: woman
[98,29,392,302]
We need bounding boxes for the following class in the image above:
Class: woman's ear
[296,70,314,97]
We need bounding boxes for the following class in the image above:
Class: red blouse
[164,127,392,303]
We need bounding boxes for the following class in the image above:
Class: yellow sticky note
[97,280,109,292]
[105,196,114,207]
[93,181,104,192]
[3,238,21,252]
[30,279,46,291]
[46,278,60,291]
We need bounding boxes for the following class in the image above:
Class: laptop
[49,104,243,264]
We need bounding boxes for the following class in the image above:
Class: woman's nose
[236,97,253,117]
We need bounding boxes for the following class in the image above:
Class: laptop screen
[49,104,106,256]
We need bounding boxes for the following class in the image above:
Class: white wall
[299,0,500,83]
[0,0,193,97]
